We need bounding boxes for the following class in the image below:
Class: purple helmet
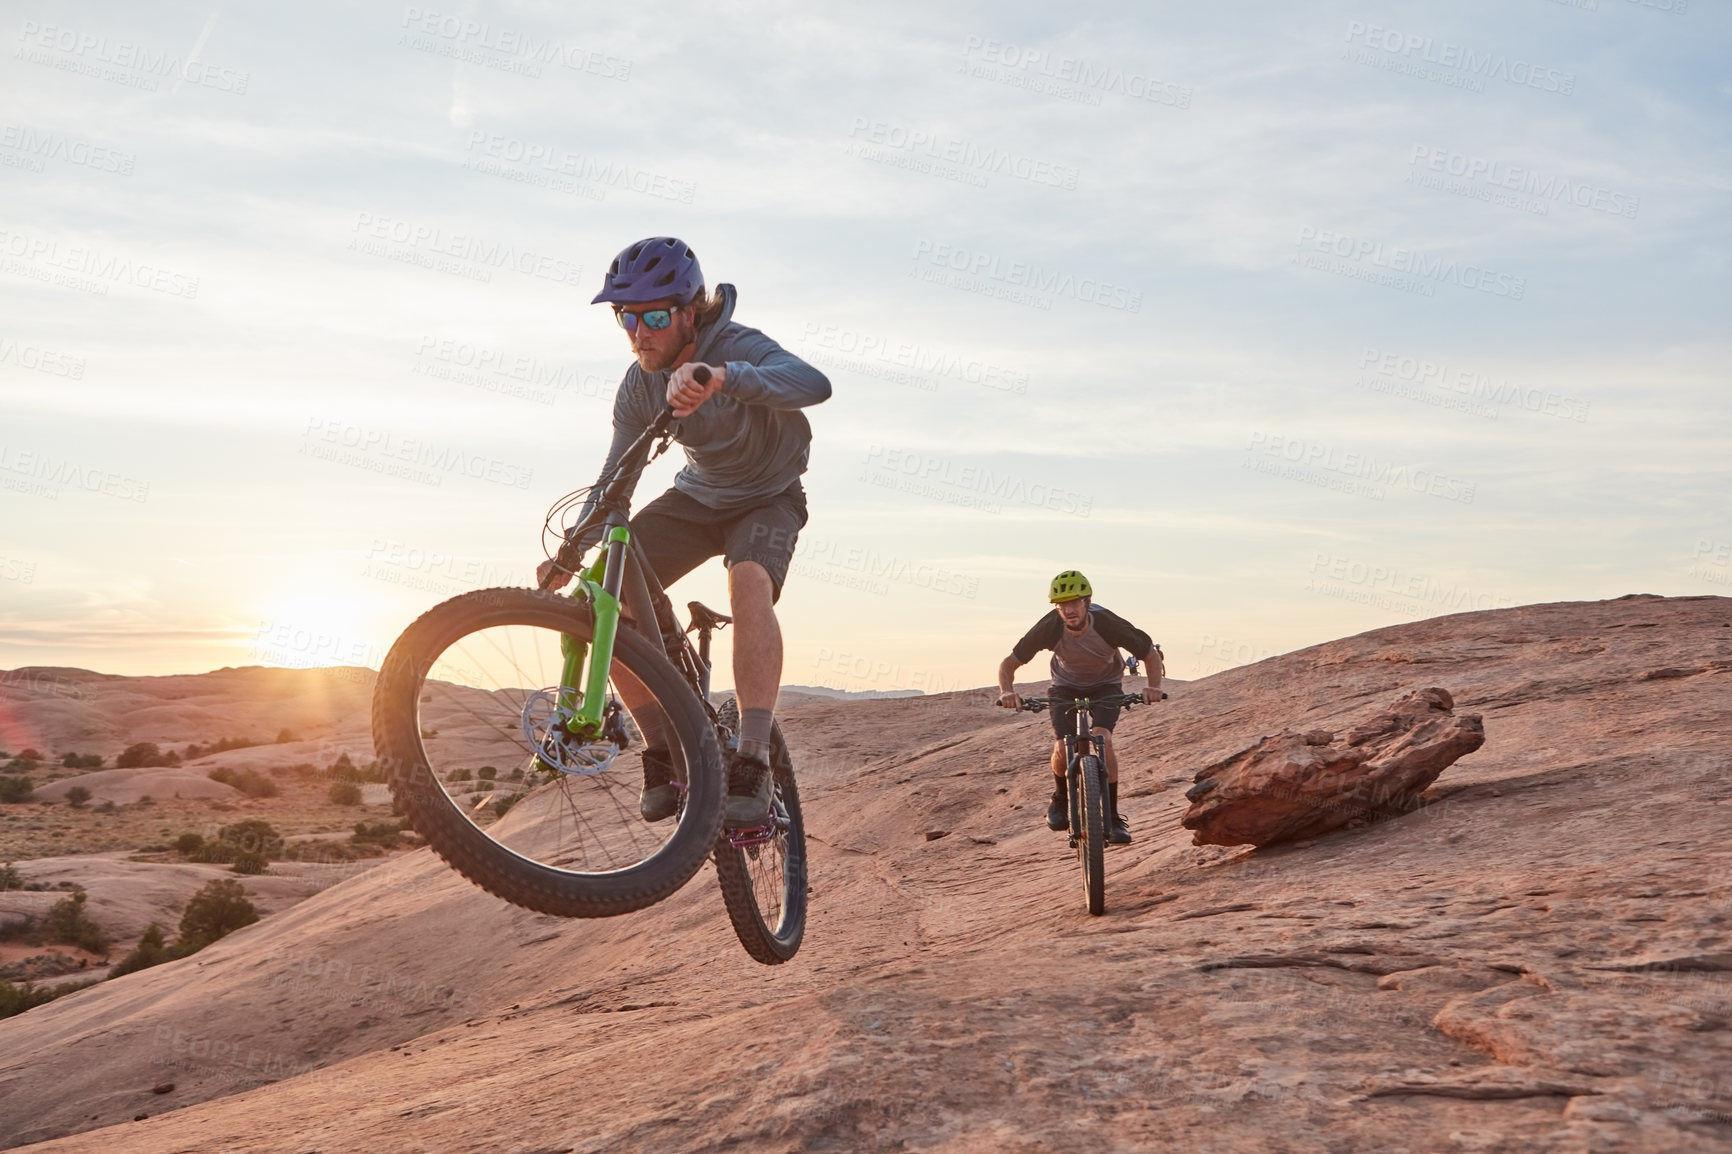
[590,236,703,305]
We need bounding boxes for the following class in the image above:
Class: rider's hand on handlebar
[667,361,724,418]
[998,691,1023,712]
[537,557,573,592]
[1141,685,1161,705]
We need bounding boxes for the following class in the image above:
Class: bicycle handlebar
[999,692,1148,714]
[540,366,713,590]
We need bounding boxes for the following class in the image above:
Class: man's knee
[729,561,774,604]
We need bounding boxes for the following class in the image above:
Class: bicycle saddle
[687,601,733,631]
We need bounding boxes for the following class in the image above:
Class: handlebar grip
[692,365,711,385]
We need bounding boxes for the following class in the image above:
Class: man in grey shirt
[538,237,830,826]
[998,570,1163,844]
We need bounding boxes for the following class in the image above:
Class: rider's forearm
[721,348,832,409]
[997,655,1022,695]
[1145,648,1165,688]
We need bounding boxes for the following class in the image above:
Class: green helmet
[1048,570,1092,603]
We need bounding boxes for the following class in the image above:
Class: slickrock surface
[1182,686,1486,846]
[2,595,1730,1153]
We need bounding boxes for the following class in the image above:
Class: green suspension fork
[556,524,630,738]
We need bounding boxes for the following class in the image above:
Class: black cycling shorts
[630,482,808,602]
[1049,680,1125,740]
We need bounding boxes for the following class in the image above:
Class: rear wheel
[1077,755,1107,916]
[712,697,808,964]
[370,587,723,918]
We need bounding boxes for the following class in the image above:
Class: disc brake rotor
[521,688,620,776]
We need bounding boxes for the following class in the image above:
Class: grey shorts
[1049,681,1125,739]
[630,482,808,602]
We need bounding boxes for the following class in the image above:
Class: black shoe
[1108,813,1132,845]
[724,751,773,827]
[1046,797,1068,831]
[639,747,680,823]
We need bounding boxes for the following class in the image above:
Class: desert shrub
[477,766,497,780]
[173,832,204,855]
[327,754,385,784]
[229,851,268,875]
[0,863,20,890]
[447,768,471,782]
[274,728,297,744]
[0,976,98,1020]
[206,767,279,799]
[471,780,494,793]
[0,777,33,804]
[16,748,42,763]
[184,737,257,759]
[94,801,116,814]
[42,889,108,954]
[350,820,410,848]
[190,819,281,863]
[60,753,103,769]
[491,793,521,819]
[508,767,524,782]
[115,743,180,769]
[328,780,362,806]
[109,923,173,977]
[64,786,91,809]
[175,879,257,952]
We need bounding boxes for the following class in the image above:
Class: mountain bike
[371,369,807,962]
[1012,693,1143,916]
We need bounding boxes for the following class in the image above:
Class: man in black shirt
[997,570,1163,844]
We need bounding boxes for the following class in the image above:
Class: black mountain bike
[1016,693,1142,916]
[371,370,807,963]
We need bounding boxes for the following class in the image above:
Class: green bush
[0,863,21,890]
[0,976,98,1020]
[115,742,180,769]
[207,767,279,799]
[173,833,204,855]
[491,793,520,819]
[477,766,497,780]
[109,923,174,977]
[448,768,471,782]
[0,777,33,804]
[42,889,108,954]
[327,780,362,806]
[16,748,42,763]
[175,879,257,952]
[230,851,268,875]
[60,753,103,769]
[65,785,91,808]
[183,737,257,759]
[350,820,410,848]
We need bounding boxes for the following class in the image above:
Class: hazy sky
[1,0,1727,692]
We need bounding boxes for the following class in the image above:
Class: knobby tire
[371,587,724,918]
[712,697,808,964]
[1078,754,1107,916]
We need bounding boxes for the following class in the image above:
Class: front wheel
[712,697,808,963]
[371,587,724,918]
[1076,755,1107,916]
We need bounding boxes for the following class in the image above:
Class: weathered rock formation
[1181,686,1485,846]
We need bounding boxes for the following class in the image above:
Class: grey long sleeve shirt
[586,282,830,518]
